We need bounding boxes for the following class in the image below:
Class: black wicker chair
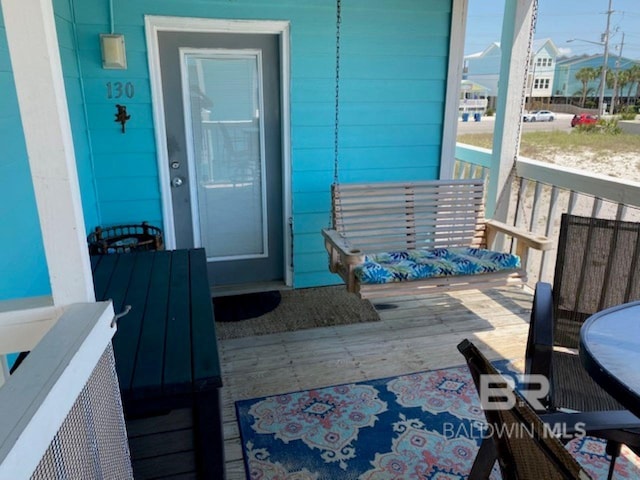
[458,339,593,480]
[526,214,640,478]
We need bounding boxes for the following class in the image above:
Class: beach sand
[541,151,640,182]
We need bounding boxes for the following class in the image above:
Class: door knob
[171,177,184,187]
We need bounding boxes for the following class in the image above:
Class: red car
[571,113,598,127]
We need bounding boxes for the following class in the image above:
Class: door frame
[145,16,292,287]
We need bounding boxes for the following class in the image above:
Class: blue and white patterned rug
[236,361,640,479]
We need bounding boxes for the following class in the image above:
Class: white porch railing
[0,301,133,479]
[459,98,488,115]
[455,143,640,285]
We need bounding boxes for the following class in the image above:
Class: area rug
[236,361,640,479]
[215,286,380,340]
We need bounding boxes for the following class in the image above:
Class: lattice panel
[31,344,133,479]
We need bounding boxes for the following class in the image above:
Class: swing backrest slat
[332,179,487,254]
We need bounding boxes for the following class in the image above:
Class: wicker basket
[88,222,163,255]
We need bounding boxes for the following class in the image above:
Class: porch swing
[321,0,552,299]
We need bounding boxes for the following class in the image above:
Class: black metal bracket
[115,104,131,133]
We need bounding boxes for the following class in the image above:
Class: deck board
[219,286,531,479]
[123,286,531,479]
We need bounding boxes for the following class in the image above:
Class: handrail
[455,143,640,284]
[516,156,640,208]
[455,143,640,210]
[0,301,132,478]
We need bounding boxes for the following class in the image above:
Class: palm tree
[575,67,598,107]
[627,65,640,105]
[617,70,630,95]
[607,68,631,113]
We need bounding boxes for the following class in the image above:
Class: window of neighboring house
[533,78,550,89]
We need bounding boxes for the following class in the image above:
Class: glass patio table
[580,301,640,419]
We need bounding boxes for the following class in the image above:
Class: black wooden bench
[92,248,224,479]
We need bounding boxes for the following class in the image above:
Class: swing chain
[517,0,538,228]
[514,0,538,166]
[333,0,342,185]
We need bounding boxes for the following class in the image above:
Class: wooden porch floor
[219,286,533,479]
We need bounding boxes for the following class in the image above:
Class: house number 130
[106,81,135,99]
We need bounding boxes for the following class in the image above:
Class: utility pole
[610,32,624,115]
[598,0,613,117]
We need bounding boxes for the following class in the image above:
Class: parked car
[522,110,555,122]
[571,113,598,127]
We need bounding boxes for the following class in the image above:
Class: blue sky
[464,0,640,60]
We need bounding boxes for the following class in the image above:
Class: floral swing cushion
[354,247,521,285]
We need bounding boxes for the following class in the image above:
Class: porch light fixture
[100,34,127,69]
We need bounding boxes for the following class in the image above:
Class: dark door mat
[213,291,282,322]
[214,286,381,340]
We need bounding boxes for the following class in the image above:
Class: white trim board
[1,0,95,305]
[440,0,468,180]
[0,301,116,478]
[144,16,293,288]
[0,304,63,355]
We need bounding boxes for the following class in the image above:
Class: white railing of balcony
[455,143,640,285]
[0,301,133,479]
[459,98,489,114]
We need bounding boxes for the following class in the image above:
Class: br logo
[479,374,549,411]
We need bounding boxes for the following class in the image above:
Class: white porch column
[1,0,95,305]
[440,0,468,179]
[487,0,536,219]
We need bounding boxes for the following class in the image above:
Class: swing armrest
[485,220,553,251]
[321,229,366,265]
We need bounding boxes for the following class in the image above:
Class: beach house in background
[459,79,491,118]
[463,38,558,111]
[554,54,640,110]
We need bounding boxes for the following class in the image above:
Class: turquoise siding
[0,12,49,299]
[2,0,452,297]
[0,0,100,301]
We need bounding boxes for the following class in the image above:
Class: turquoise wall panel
[90,128,156,154]
[295,271,341,289]
[0,16,50,300]
[294,213,332,236]
[0,43,10,71]
[293,193,332,215]
[99,200,163,227]
[67,0,452,288]
[0,0,102,300]
[293,146,442,174]
[92,152,159,178]
[2,0,452,293]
